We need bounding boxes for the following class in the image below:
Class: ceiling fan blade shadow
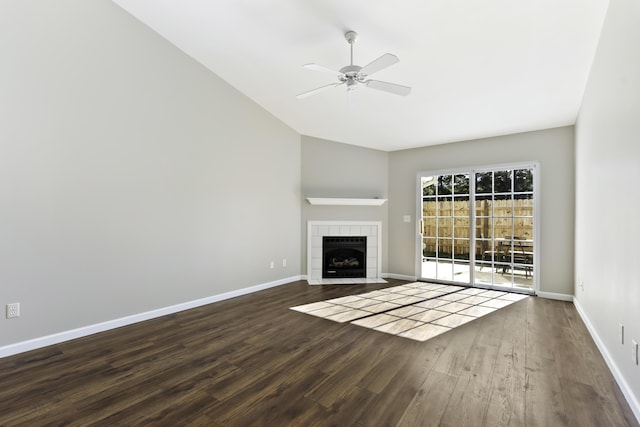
[296,82,345,99]
[302,63,343,76]
[360,53,399,76]
[363,79,411,96]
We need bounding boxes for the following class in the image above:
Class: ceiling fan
[296,31,412,99]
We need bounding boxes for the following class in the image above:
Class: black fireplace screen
[322,236,367,278]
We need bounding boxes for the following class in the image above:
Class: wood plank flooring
[0,279,637,426]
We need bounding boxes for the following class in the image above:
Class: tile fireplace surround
[307,221,385,285]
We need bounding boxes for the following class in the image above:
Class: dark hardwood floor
[0,279,637,426]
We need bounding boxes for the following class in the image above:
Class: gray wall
[575,0,640,411]
[388,126,575,295]
[301,136,389,274]
[0,0,301,346]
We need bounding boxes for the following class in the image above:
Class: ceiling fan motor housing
[339,65,364,82]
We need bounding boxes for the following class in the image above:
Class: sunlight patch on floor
[290,282,529,342]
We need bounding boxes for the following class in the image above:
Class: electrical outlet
[632,340,638,365]
[6,303,20,319]
[282,258,287,267]
[620,323,624,345]
[270,261,274,269]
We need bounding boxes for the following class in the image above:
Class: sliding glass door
[419,164,537,292]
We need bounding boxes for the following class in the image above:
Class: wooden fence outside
[422,199,534,256]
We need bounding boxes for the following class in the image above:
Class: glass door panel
[421,174,471,285]
[471,168,535,291]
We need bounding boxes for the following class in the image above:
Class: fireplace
[323,236,367,278]
[307,221,382,283]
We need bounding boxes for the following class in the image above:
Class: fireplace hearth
[322,236,366,278]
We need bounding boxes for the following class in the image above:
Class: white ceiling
[112,0,609,152]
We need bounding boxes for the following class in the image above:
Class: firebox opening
[322,236,367,278]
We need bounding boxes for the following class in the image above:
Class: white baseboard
[536,291,573,301]
[0,275,303,359]
[383,273,418,281]
[573,298,640,423]
[306,278,387,285]
[301,273,416,283]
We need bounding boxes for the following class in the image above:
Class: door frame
[415,161,540,294]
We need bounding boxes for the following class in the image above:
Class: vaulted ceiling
[112,0,609,151]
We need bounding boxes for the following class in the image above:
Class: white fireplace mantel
[306,197,387,206]
[307,221,383,285]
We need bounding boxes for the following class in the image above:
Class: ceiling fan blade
[363,79,412,96]
[302,63,342,76]
[360,53,399,76]
[296,82,344,99]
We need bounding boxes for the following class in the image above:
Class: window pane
[423,238,436,258]
[438,175,453,195]
[476,172,492,194]
[453,262,470,283]
[422,258,437,278]
[514,272,533,289]
[493,197,513,217]
[422,217,436,237]
[513,237,534,258]
[422,197,436,216]
[475,217,493,240]
[454,174,469,195]
[476,239,495,261]
[475,196,492,217]
[493,267,512,286]
[436,260,453,281]
[514,198,533,216]
[498,236,534,287]
[438,217,452,238]
[513,251,533,267]
[515,217,534,240]
[494,217,513,239]
[454,217,470,238]
[475,263,493,286]
[501,249,514,264]
[494,170,512,193]
[437,197,452,216]
[453,196,470,217]
[437,238,452,258]
[454,239,470,260]
[423,176,436,196]
[514,168,533,192]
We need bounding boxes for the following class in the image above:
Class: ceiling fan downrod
[345,31,357,66]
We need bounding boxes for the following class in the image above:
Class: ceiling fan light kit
[297,31,412,99]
